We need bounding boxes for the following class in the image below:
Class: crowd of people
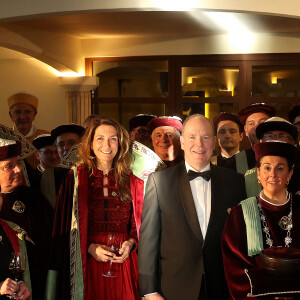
[0,91,299,300]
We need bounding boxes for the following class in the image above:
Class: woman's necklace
[257,190,293,248]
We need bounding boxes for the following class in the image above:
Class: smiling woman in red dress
[52,117,143,300]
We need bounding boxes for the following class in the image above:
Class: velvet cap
[256,117,298,141]
[147,116,183,133]
[129,114,156,131]
[238,103,275,125]
[254,141,297,166]
[51,124,85,140]
[7,92,38,111]
[32,134,55,150]
[0,139,22,160]
[213,112,244,133]
[288,105,300,124]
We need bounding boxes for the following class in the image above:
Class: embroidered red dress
[86,169,139,300]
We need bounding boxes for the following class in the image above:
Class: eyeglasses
[0,160,22,172]
[132,128,150,135]
[10,109,35,116]
[39,150,59,156]
[262,133,293,142]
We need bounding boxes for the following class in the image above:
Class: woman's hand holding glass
[88,243,115,263]
[111,239,135,264]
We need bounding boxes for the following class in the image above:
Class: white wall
[0,57,66,131]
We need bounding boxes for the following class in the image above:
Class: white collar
[185,161,211,173]
[220,150,240,159]
[13,124,36,138]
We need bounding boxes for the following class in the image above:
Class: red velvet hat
[0,139,22,160]
[256,117,298,141]
[254,141,297,165]
[238,103,275,125]
[147,116,183,133]
[213,112,244,133]
[129,114,156,131]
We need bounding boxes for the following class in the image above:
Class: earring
[258,179,261,184]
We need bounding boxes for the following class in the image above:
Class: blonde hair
[78,117,132,202]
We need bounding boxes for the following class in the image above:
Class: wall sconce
[271,77,277,84]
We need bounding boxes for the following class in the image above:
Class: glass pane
[252,65,300,97]
[182,103,239,122]
[93,61,168,98]
[94,103,165,130]
[182,67,239,97]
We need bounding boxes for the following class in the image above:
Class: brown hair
[78,117,132,202]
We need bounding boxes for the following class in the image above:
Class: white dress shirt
[185,162,211,239]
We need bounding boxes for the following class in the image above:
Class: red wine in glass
[102,234,122,278]
[7,252,25,299]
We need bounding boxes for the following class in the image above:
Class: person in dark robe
[48,117,143,300]
[211,112,248,173]
[0,192,31,300]
[222,141,300,299]
[28,134,60,188]
[147,116,183,167]
[238,103,275,170]
[0,138,53,300]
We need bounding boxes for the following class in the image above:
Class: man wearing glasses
[129,114,155,149]
[8,92,49,143]
[0,138,53,300]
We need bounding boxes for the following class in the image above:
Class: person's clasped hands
[0,278,31,299]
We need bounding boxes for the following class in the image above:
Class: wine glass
[102,234,122,278]
[7,252,25,299]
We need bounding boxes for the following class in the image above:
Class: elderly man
[244,116,299,196]
[8,92,48,142]
[238,103,275,169]
[129,114,155,149]
[211,112,249,173]
[0,139,53,300]
[138,114,246,300]
[147,116,183,167]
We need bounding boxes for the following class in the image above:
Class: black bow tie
[188,170,211,182]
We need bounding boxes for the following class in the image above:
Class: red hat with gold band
[0,139,22,161]
[147,116,183,134]
[213,112,244,133]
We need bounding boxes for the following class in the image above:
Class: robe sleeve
[221,204,259,300]
[48,169,75,300]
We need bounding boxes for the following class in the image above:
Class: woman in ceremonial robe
[222,141,300,299]
[51,117,143,300]
[0,192,31,300]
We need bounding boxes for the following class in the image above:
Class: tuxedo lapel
[178,161,203,242]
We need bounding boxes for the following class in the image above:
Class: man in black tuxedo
[138,114,247,300]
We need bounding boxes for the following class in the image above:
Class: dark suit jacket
[138,161,247,300]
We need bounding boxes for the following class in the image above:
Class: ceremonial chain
[257,191,293,248]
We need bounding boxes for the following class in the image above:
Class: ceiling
[1,11,300,39]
